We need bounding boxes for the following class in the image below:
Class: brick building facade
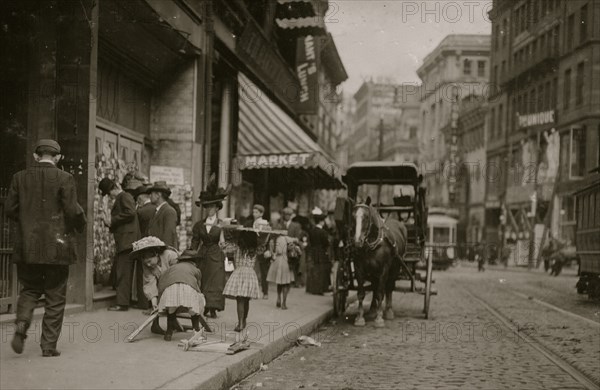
[487,0,600,266]
[0,0,346,312]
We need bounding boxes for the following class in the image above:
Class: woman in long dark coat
[191,174,230,318]
[306,208,331,295]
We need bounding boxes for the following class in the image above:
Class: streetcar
[574,168,600,300]
[425,210,458,270]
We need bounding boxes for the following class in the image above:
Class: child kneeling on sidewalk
[149,249,206,341]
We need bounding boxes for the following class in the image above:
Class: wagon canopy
[343,161,419,187]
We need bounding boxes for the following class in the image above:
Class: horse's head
[353,196,377,248]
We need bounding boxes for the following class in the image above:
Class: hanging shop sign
[150,165,185,185]
[295,35,319,114]
[517,110,555,129]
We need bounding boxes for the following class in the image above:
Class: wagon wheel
[332,261,349,318]
[423,245,433,319]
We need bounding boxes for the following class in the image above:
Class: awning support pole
[218,80,232,218]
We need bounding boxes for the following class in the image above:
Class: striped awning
[275,0,327,36]
[236,73,342,187]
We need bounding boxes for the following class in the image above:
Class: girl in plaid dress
[222,230,262,332]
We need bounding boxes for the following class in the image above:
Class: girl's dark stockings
[282,284,290,310]
[235,297,250,331]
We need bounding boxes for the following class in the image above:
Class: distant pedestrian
[192,173,230,319]
[279,207,303,287]
[267,235,295,309]
[476,244,485,272]
[99,177,141,311]
[294,215,311,287]
[6,139,86,357]
[146,181,179,249]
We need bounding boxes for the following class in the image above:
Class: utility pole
[376,115,384,206]
[378,114,384,160]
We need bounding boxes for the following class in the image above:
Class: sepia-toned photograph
[0,1,599,389]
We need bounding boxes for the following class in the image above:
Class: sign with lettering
[150,166,185,185]
[517,110,555,129]
[241,153,314,169]
[237,22,301,111]
[295,35,319,114]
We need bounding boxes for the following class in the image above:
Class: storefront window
[559,196,576,243]
[571,127,586,178]
[559,131,570,180]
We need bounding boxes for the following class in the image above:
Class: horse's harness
[353,203,413,281]
[354,204,397,255]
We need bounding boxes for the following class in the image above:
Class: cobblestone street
[235,264,600,390]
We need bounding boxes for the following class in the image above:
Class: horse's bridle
[354,204,385,251]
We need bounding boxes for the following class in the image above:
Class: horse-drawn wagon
[332,162,435,324]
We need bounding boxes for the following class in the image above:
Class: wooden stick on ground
[126,310,159,343]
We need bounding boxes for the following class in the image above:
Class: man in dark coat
[135,185,156,238]
[146,181,179,249]
[5,139,86,357]
[133,184,155,311]
[99,177,141,311]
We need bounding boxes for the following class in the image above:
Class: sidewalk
[0,285,343,390]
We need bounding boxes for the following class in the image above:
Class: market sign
[150,165,184,185]
[240,153,314,169]
[295,35,319,114]
[517,110,555,129]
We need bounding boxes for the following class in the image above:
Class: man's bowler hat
[146,181,172,197]
[98,178,116,196]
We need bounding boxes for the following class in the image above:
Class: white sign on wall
[150,166,185,185]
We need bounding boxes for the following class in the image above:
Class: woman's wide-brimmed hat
[196,173,231,207]
[130,236,167,257]
[146,181,172,197]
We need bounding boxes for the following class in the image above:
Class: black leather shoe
[107,305,128,312]
[42,349,61,357]
[150,318,165,335]
[11,333,26,354]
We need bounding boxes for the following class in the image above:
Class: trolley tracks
[464,287,600,390]
[509,291,600,328]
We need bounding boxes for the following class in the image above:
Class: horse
[352,197,407,328]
